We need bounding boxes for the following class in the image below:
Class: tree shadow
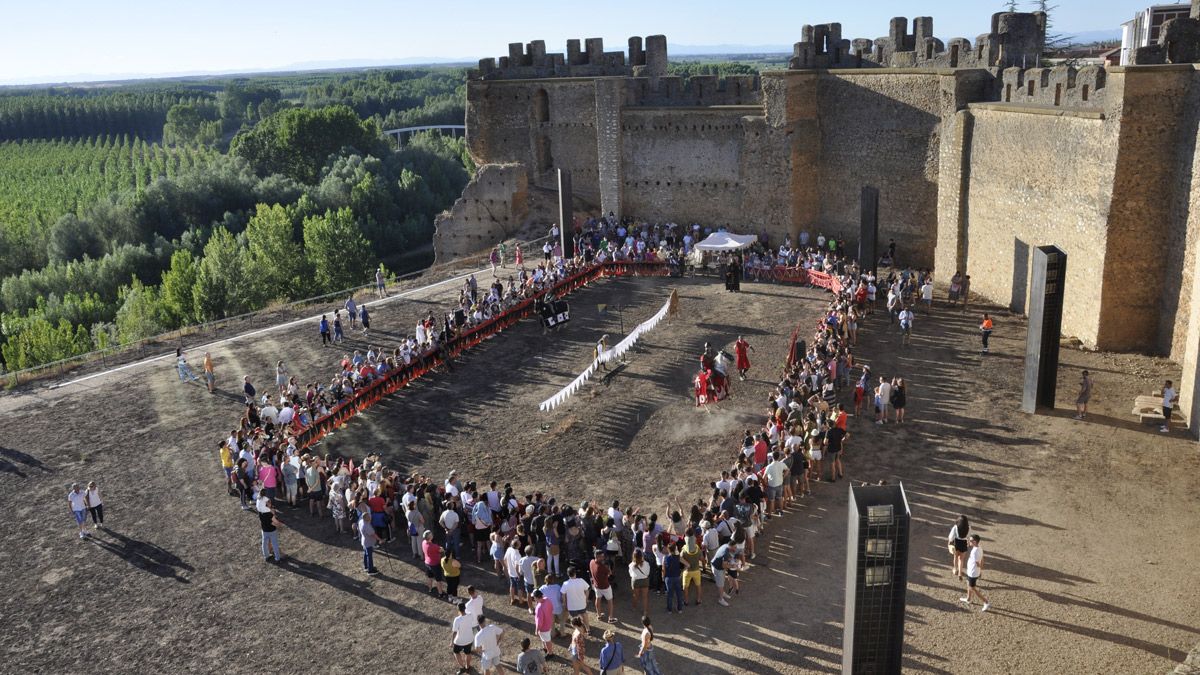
[89,529,192,583]
[987,605,1188,661]
[0,446,53,477]
[985,551,1093,586]
[277,556,442,627]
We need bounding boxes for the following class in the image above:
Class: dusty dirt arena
[1,268,1198,674]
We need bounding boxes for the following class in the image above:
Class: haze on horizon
[2,0,1133,85]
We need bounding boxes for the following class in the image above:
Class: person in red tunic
[734,336,753,381]
[695,369,711,406]
[515,244,524,267]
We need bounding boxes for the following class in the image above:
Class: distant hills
[1,28,1127,87]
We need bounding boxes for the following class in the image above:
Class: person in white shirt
[67,483,89,539]
[260,401,279,425]
[898,306,915,346]
[1161,380,1179,433]
[561,567,591,632]
[276,404,295,426]
[473,615,504,675]
[450,602,476,673]
[505,540,525,605]
[920,280,934,313]
[465,585,484,620]
[959,534,990,612]
[763,451,789,517]
[84,480,105,529]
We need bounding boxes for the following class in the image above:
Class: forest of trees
[0,67,472,374]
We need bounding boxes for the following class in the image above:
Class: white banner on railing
[539,296,673,412]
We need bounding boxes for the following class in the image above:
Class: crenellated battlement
[789,12,1045,71]
[995,65,1107,108]
[625,74,761,107]
[471,35,668,80]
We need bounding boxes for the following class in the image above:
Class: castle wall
[959,103,1118,348]
[433,164,530,264]
[618,107,764,228]
[466,79,603,201]
[1102,67,1197,352]
[813,71,945,267]
[1180,71,1200,433]
[533,80,602,199]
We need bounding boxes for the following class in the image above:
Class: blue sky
[0,0,1138,84]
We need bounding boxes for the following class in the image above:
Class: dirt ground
[1,268,1198,674]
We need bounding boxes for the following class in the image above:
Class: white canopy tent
[694,232,757,251]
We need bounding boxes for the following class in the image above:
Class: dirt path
[1,274,1197,674]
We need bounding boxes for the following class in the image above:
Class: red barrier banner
[290,261,667,450]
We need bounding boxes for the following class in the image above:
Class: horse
[695,350,733,406]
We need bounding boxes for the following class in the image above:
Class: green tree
[192,226,255,321]
[47,213,103,264]
[229,105,383,183]
[244,203,307,301]
[0,314,92,371]
[303,207,373,294]
[163,103,204,145]
[158,249,198,327]
[114,277,167,343]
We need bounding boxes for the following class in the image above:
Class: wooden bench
[1132,394,1179,425]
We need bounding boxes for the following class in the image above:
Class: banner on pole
[539,295,673,412]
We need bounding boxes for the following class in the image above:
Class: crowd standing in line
[199,215,1015,672]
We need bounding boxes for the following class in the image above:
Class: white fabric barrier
[539,296,673,412]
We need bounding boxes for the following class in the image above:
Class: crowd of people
[202,213,944,674]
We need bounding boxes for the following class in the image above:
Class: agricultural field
[0,135,218,231]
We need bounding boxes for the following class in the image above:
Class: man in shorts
[590,551,614,621]
[763,451,788,518]
[450,602,475,673]
[519,546,543,614]
[473,615,504,675]
[561,567,591,631]
[504,536,525,605]
[710,542,734,606]
[68,483,88,539]
[960,534,990,612]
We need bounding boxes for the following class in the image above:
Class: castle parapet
[996,65,1106,108]
[471,35,668,80]
[788,12,1045,70]
[627,74,761,106]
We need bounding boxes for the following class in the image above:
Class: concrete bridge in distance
[383,125,466,147]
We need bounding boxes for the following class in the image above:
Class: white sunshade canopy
[694,232,757,251]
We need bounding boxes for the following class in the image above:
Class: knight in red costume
[734,336,753,381]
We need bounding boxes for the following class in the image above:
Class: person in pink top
[422,530,447,598]
[258,457,279,502]
[533,588,556,657]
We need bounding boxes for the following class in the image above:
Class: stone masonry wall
[433,164,529,264]
[619,107,764,228]
[814,71,946,268]
[959,104,1119,348]
[1102,67,1197,352]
